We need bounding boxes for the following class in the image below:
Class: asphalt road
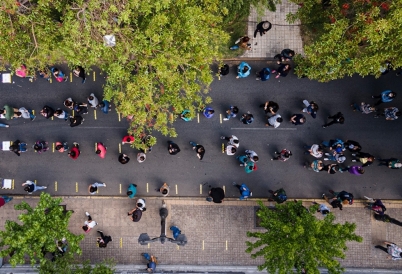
[0,62,401,200]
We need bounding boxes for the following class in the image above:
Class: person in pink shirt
[96,142,107,159]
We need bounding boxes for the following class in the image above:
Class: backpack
[132,208,142,222]
[274,188,287,203]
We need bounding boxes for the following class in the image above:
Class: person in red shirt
[0,196,13,208]
[68,142,80,160]
[96,142,107,159]
[122,135,134,145]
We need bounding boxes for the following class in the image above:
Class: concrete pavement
[1,196,402,271]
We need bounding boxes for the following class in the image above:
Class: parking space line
[220,114,222,124]
[200,184,202,194]
[70,72,72,82]
[119,184,121,194]
[94,109,97,120]
[197,113,199,123]
[146,183,149,193]
[120,238,122,248]
[118,143,121,153]
[118,113,121,122]
[202,240,204,250]
[93,71,95,81]
[231,128,297,130]
[226,240,228,250]
[76,182,78,192]
[12,179,14,189]
[55,181,57,191]
[175,184,178,195]
[52,143,55,153]
[223,186,225,193]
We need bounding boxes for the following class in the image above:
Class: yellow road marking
[202,240,204,250]
[51,116,53,120]
[70,72,72,82]
[177,245,179,250]
[119,184,121,194]
[146,183,149,193]
[72,110,74,116]
[119,143,121,153]
[12,179,14,189]
[147,243,150,248]
[49,78,52,83]
[223,186,225,193]
[197,113,200,123]
[76,182,78,192]
[200,184,202,194]
[93,71,95,81]
[118,113,121,122]
[226,240,228,250]
[52,143,55,153]
[94,109,97,120]
[120,238,122,248]
[32,110,35,115]
[55,181,57,191]
[222,143,224,153]
[175,184,178,195]
[35,180,37,184]
[220,114,222,124]
[95,143,97,152]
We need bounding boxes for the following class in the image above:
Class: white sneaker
[43,186,47,189]
[223,118,229,121]
[85,212,90,216]
[103,183,106,187]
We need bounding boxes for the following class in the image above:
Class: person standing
[99,100,112,114]
[245,149,259,162]
[189,141,205,160]
[344,140,362,152]
[54,108,69,121]
[51,67,68,82]
[122,135,134,145]
[141,253,157,272]
[274,49,295,64]
[236,62,251,79]
[18,107,36,121]
[313,202,330,216]
[268,189,287,204]
[254,21,272,37]
[127,184,137,199]
[260,101,279,115]
[128,207,142,222]
[322,164,340,175]
[82,212,97,232]
[304,160,324,172]
[323,152,346,164]
[302,100,319,118]
[118,153,130,164]
[203,107,215,118]
[170,226,182,239]
[322,112,344,128]
[87,93,99,108]
[88,182,106,195]
[0,104,19,120]
[68,142,80,160]
[271,64,291,78]
[351,152,375,167]
[22,180,47,194]
[341,165,365,175]
[96,230,112,248]
[33,141,49,153]
[73,66,86,83]
[40,105,55,119]
[156,182,170,196]
[135,198,146,211]
[290,114,306,125]
[304,144,323,158]
[266,113,282,128]
[167,141,180,155]
[223,105,239,121]
[137,152,146,163]
[69,115,84,127]
[372,90,396,106]
[0,196,13,208]
[233,182,252,200]
[221,135,240,148]
[378,158,402,169]
[240,113,254,124]
[351,102,376,114]
[9,140,27,156]
[271,149,292,161]
[375,107,401,120]
[322,193,343,210]
[230,36,251,50]
[96,142,107,159]
[375,242,402,260]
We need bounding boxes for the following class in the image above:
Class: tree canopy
[287,0,398,82]
[246,201,362,274]
[0,193,83,266]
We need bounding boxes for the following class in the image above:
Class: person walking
[254,21,272,37]
[322,112,344,128]
[256,67,271,81]
[202,107,215,118]
[290,114,306,125]
[9,140,27,156]
[68,142,80,160]
[302,100,318,119]
[137,152,146,163]
[73,66,86,83]
[330,190,354,205]
[312,202,330,216]
[322,193,343,210]
[375,242,402,260]
[268,188,287,204]
[374,212,402,227]
[156,182,170,196]
[0,104,19,120]
[344,140,362,152]
[304,160,324,172]
[22,180,47,194]
[127,184,137,199]
[87,93,99,108]
[170,226,182,239]
[127,207,143,222]
[323,163,340,175]
[189,141,205,160]
[96,230,112,248]
[64,98,75,109]
[88,182,106,195]
[54,108,69,121]
[118,153,130,164]
[223,105,239,121]
[96,142,107,159]
[99,100,112,114]
[122,135,134,145]
[274,49,295,64]
[351,152,375,167]
[69,115,84,127]
[142,253,157,272]
[351,102,376,114]
[271,64,291,78]
[260,101,279,115]
[233,182,252,200]
[374,107,401,120]
[82,211,97,232]
[73,102,88,115]
[240,113,254,124]
[304,144,323,158]
[340,165,365,175]
[40,105,55,119]
[245,149,258,162]
[378,158,402,169]
[135,198,146,211]
[236,62,251,79]
[372,90,396,106]
[51,67,68,82]
[230,36,251,50]
[266,113,282,128]
[167,141,180,155]
[207,187,225,203]
[271,149,292,161]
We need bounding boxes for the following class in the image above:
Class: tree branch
[29,23,38,58]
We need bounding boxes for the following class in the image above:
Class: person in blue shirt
[99,100,112,114]
[233,183,252,200]
[127,184,137,199]
[236,62,251,79]
[142,253,157,272]
[256,67,271,81]
[203,107,215,118]
[223,105,238,121]
[372,90,396,106]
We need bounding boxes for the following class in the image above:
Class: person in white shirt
[266,114,282,128]
[245,150,259,162]
[225,145,237,156]
[220,135,239,148]
[304,144,323,158]
[82,212,97,232]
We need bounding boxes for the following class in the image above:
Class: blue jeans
[189,141,197,147]
[34,185,46,192]
[19,143,27,152]
[1,196,12,203]
[28,110,35,120]
[0,123,8,128]
[142,253,151,261]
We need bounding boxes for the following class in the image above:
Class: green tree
[287,0,397,82]
[246,201,362,274]
[39,255,115,274]
[0,193,84,266]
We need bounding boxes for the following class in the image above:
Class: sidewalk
[1,196,402,270]
[245,0,304,58]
